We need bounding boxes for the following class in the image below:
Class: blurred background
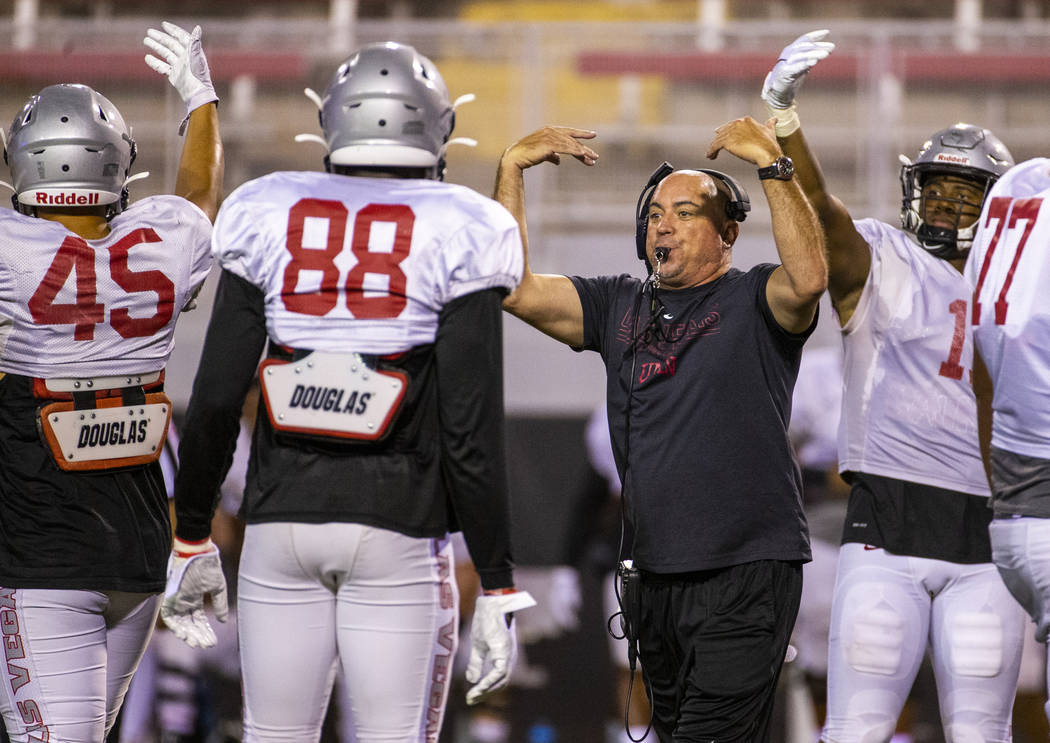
[2,2,1049,741]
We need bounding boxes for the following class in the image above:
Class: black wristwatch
[757,156,795,181]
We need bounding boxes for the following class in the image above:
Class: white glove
[161,537,228,649]
[465,590,536,705]
[143,21,218,133]
[761,29,835,110]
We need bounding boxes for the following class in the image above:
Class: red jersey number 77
[971,196,1043,326]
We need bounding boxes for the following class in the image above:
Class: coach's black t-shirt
[571,265,813,573]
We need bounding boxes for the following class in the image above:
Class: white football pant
[990,516,1050,724]
[821,543,1025,743]
[237,522,458,743]
[0,588,160,743]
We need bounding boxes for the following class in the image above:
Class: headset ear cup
[636,161,675,262]
[635,207,648,261]
[699,168,750,223]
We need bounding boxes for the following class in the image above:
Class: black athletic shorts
[637,559,803,742]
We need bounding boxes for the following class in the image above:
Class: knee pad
[846,605,905,676]
[948,611,1003,677]
[942,725,989,743]
[941,687,1013,743]
[823,689,901,743]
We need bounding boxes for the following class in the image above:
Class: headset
[634,161,751,262]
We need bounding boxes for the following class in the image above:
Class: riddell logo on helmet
[934,154,969,164]
[33,191,100,205]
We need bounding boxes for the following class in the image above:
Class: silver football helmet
[318,42,455,175]
[4,84,137,216]
[899,122,1013,259]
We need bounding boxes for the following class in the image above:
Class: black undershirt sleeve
[173,269,267,541]
[436,288,515,590]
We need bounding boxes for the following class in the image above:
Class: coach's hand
[144,21,218,133]
[500,126,598,171]
[465,590,537,705]
[161,537,228,649]
[706,116,782,167]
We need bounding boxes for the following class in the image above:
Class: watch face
[760,156,794,180]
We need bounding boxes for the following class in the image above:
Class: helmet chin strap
[452,93,475,110]
[303,87,324,111]
[296,88,332,167]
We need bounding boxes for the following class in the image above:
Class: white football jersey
[838,218,988,496]
[0,196,212,378]
[212,171,522,354]
[965,158,1050,460]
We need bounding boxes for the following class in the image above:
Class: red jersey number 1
[938,299,967,381]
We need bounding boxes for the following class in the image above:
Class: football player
[0,21,221,743]
[161,41,534,742]
[762,30,1026,741]
[967,156,1050,727]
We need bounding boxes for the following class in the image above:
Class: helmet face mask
[4,84,136,218]
[899,123,1014,260]
[319,42,455,179]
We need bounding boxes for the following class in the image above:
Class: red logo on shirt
[616,306,721,385]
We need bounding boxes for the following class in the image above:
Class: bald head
[678,171,739,223]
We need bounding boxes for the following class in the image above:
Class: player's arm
[164,270,266,649]
[761,30,870,325]
[175,101,222,223]
[174,270,265,539]
[144,21,224,222]
[436,288,515,592]
[972,346,995,489]
[495,126,598,347]
[706,117,827,333]
[435,287,536,705]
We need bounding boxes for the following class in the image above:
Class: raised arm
[494,126,598,347]
[144,21,224,222]
[761,30,870,325]
[706,116,827,333]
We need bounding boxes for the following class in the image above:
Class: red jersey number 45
[29,229,175,341]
